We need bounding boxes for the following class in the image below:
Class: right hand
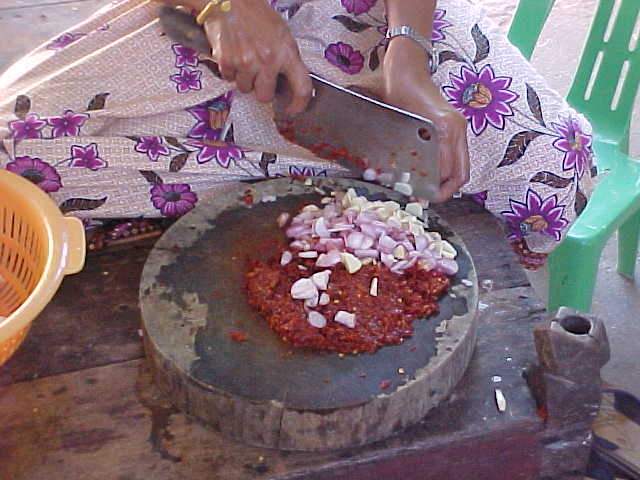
[202,0,312,114]
[382,38,470,203]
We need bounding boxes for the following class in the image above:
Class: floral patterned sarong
[0,0,596,268]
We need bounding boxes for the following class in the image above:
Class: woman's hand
[202,0,312,114]
[382,38,470,203]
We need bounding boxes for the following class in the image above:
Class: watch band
[385,25,435,58]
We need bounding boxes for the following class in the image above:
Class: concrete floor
[1,0,639,395]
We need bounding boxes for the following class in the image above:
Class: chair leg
[547,236,603,313]
[617,209,640,279]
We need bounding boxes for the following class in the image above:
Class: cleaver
[159,6,441,200]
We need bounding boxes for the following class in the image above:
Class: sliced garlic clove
[383,201,401,212]
[299,250,318,259]
[370,277,379,297]
[393,182,413,196]
[405,202,423,218]
[341,252,362,274]
[441,241,457,259]
[319,292,330,305]
[334,310,356,328]
[311,270,331,290]
[307,310,327,328]
[393,245,407,260]
[280,250,293,265]
[410,223,425,237]
[302,204,321,213]
[305,293,319,308]
[291,278,318,300]
[277,212,291,228]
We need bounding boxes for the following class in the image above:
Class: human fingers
[281,52,312,115]
[253,69,278,104]
[217,61,236,82]
[235,70,257,94]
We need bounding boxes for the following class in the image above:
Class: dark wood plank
[0,243,152,386]
[433,198,529,290]
[0,287,546,480]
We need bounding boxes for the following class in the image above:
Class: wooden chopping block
[139,178,479,451]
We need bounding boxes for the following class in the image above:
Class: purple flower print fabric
[0,0,597,269]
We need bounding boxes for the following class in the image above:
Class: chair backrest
[507,0,555,61]
[567,0,640,152]
[509,0,640,153]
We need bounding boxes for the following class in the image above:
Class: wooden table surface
[0,198,574,480]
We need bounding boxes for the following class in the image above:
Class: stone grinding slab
[139,177,479,451]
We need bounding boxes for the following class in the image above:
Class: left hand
[382,38,470,203]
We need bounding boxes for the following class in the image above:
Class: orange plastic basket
[0,170,85,366]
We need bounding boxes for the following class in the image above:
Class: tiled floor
[1,0,639,396]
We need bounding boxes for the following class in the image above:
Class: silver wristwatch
[385,25,437,64]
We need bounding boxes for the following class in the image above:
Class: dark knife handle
[158,6,212,55]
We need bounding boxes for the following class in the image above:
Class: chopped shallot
[281,187,458,276]
[316,251,342,267]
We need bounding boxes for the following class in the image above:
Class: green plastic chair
[507,0,640,312]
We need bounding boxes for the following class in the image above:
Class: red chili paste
[245,255,449,354]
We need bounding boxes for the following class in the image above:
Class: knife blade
[272,75,440,200]
[158,6,441,200]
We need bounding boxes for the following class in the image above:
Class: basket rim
[0,169,73,342]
